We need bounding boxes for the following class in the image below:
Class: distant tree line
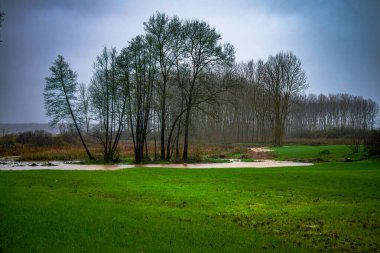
[43,12,378,163]
[288,93,378,131]
[0,130,79,147]
[191,82,379,143]
[188,57,308,145]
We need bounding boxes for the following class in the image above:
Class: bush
[365,130,380,156]
[348,144,359,154]
[16,130,53,147]
[56,132,80,145]
[319,149,331,155]
[0,134,17,146]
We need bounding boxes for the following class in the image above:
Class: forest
[43,13,379,163]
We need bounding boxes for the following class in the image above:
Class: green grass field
[271,145,367,162]
[1,146,379,252]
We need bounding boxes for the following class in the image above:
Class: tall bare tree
[89,47,126,161]
[119,36,156,163]
[144,13,180,160]
[180,19,235,161]
[44,55,94,160]
[264,51,307,146]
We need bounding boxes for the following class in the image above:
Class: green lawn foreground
[1,161,379,252]
[271,145,367,162]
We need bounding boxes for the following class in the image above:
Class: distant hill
[0,123,58,135]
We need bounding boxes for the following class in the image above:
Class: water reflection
[0,159,312,170]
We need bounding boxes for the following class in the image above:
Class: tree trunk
[60,76,94,161]
[160,95,166,160]
[154,136,157,161]
[182,107,191,161]
[145,135,149,160]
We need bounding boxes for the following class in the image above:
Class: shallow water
[0,159,312,170]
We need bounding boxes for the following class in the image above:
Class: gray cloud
[0,0,379,123]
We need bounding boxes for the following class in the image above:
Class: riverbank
[0,158,312,170]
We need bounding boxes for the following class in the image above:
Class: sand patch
[247,147,274,159]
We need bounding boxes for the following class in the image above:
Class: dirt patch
[247,147,274,159]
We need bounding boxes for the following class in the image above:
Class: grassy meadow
[1,145,379,252]
[271,145,368,162]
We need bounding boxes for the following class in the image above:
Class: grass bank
[1,161,379,252]
[271,145,367,162]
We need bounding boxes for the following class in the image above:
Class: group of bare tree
[186,61,378,144]
[188,55,308,145]
[44,13,235,162]
[44,12,378,163]
[287,93,379,133]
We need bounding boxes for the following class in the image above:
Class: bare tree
[119,36,156,163]
[89,47,126,161]
[180,19,235,161]
[264,51,307,146]
[44,55,94,160]
[144,13,180,160]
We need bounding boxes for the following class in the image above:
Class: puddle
[0,160,125,171]
[0,159,313,170]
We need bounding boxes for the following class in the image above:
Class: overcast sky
[0,0,379,123]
